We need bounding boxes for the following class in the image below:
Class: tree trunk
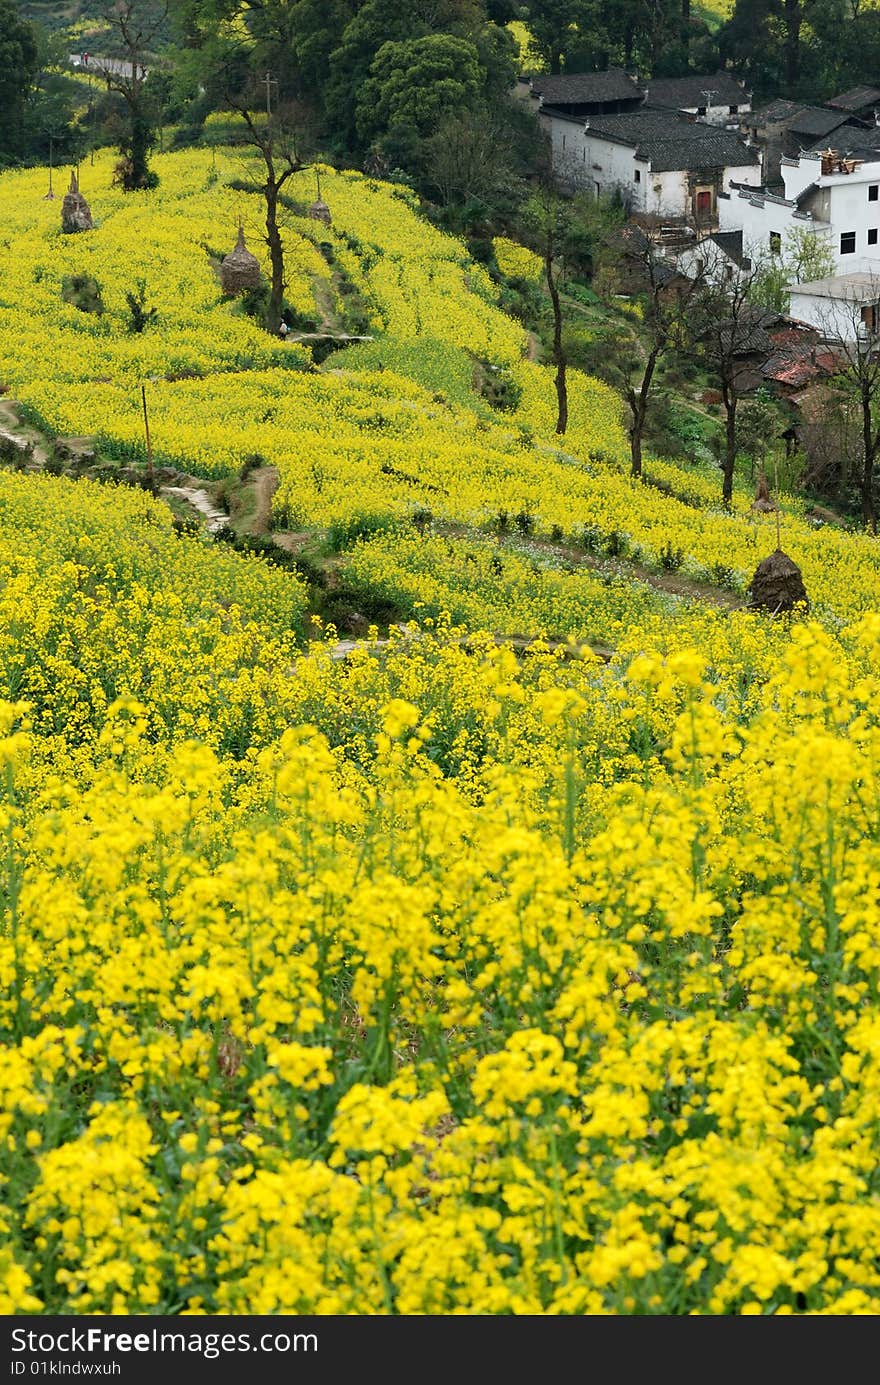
[630,421,643,477]
[128,105,151,190]
[265,182,285,336]
[862,389,877,531]
[624,23,635,70]
[546,252,567,435]
[630,349,660,478]
[784,0,801,92]
[723,390,737,506]
[554,355,568,435]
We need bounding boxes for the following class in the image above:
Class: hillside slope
[3,150,880,1316]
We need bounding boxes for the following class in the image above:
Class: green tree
[522,0,583,73]
[720,0,847,97]
[168,0,353,103]
[356,34,484,145]
[750,226,836,315]
[325,0,483,146]
[103,1,168,191]
[0,0,39,166]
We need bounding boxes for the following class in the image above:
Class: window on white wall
[634,169,641,182]
[870,228,878,245]
[769,231,781,254]
[841,231,857,254]
[870,185,879,202]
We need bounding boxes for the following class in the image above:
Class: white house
[676,228,752,283]
[644,70,752,126]
[70,53,148,80]
[719,149,880,271]
[788,271,880,341]
[540,105,760,219]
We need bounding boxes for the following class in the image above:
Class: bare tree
[524,187,576,434]
[596,226,704,477]
[102,1,167,191]
[420,112,516,209]
[689,248,773,506]
[226,87,313,336]
[813,277,880,531]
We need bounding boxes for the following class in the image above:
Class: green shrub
[61,274,104,315]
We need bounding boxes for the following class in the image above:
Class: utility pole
[263,70,277,118]
[43,135,56,199]
[141,382,154,492]
[89,74,95,165]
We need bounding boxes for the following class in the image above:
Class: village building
[718,149,880,274]
[642,70,751,125]
[742,100,867,187]
[539,103,760,220]
[787,271,880,342]
[825,85,880,123]
[528,68,645,119]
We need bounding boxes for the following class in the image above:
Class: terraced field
[3,146,880,1316]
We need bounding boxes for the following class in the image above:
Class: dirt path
[0,394,742,618]
[432,521,743,611]
[0,399,51,464]
[312,280,338,333]
[321,628,613,665]
[251,466,279,535]
[161,485,229,533]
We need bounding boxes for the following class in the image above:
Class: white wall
[676,242,738,283]
[788,289,868,340]
[676,100,752,127]
[720,187,835,264]
[826,173,880,265]
[780,155,821,201]
[779,154,880,267]
[540,113,649,207]
[541,111,759,216]
[723,164,761,194]
[583,128,647,207]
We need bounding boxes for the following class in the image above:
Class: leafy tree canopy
[356,33,484,144]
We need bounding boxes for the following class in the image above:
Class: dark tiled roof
[808,124,880,156]
[710,229,749,267]
[761,325,834,388]
[826,85,880,111]
[530,69,642,106]
[752,99,802,124]
[586,109,758,171]
[722,315,774,355]
[794,181,819,206]
[538,104,588,125]
[785,105,855,138]
[645,70,748,109]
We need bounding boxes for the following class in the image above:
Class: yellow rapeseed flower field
[4,147,880,1316]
